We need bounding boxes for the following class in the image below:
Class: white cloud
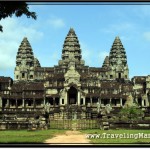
[0,17,43,72]
[143,32,150,41]
[102,22,134,34]
[80,42,93,66]
[47,17,65,29]
[98,51,109,65]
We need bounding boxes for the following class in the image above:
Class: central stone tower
[59,28,85,67]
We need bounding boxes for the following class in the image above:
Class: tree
[119,105,144,123]
[0,2,37,32]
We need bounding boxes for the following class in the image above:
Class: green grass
[0,129,66,143]
[1,128,150,144]
[80,129,150,144]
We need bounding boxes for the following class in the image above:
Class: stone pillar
[16,99,18,108]
[53,97,55,107]
[0,97,2,108]
[7,99,9,108]
[110,98,112,105]
[83,97,85,105]
[44,97,46,105]
[78,91,80,105]
[90,97,92,106]
[22,99,25,108]
[142,99,144,107]
[65,92,68,105]
[120,98,122,107]
[135,97,138,103]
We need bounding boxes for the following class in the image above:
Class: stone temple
[0,28,150,129]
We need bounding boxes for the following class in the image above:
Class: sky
[0,2,150,79]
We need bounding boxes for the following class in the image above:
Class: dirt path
[44,130,92,145]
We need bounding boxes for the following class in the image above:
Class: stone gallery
[0,28,150,129]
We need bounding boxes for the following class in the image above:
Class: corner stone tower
[14,37,41,81]
[59,28,85,67]
[108,36,129,80]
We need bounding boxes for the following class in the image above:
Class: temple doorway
[68,86,77,105]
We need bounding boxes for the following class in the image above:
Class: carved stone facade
[0,28,150,122]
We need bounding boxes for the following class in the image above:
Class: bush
[119,106,144,123]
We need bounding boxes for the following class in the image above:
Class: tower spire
[109,36,127,66]
[14,37,40,81]
[108,36,129,79]
[102,56,109,68]
[59,28,85,67]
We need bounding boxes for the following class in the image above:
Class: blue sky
[0,3,150,79]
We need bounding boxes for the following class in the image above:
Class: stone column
[43,97,46,105]
[65,92,68,105]
[142,99,144,107]
[120,98,122,107]
[53,97,55,107]
[78,91,80,105]
[90,97,92,106]
[22,99,25,108]
[110,98,112,105]
[83,97,85,105]
[7,99,9,108]
[59,97,61,106]
[135,97,138,103]
[16,99,18,108]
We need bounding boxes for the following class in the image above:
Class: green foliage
[0,2,37,32]
[119,106,144,123]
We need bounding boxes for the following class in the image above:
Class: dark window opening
[118,73,121,79]
[68,86,77,105]
[16,75,19,79]
[30,75,33,79]
[138,98,142,106]
[62,99,64,104]
[27,100,33,106]
[36,100,42,106]
[122,99,126,106]
[22,73,25,78]
[55,98,59,105]
[144,100,146,106]
[81,98,83,105]
[103,99,109,106]
[112,99,117,106]
[110,75,113,79]
[17,99,22,107]
[86,98,90,105]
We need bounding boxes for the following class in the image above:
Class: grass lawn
[80,129,150,144]
[0,129,66,143]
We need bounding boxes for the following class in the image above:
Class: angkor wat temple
[0,28,150,129]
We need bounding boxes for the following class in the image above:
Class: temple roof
[11,82,44,92]
[0,76,12,82]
